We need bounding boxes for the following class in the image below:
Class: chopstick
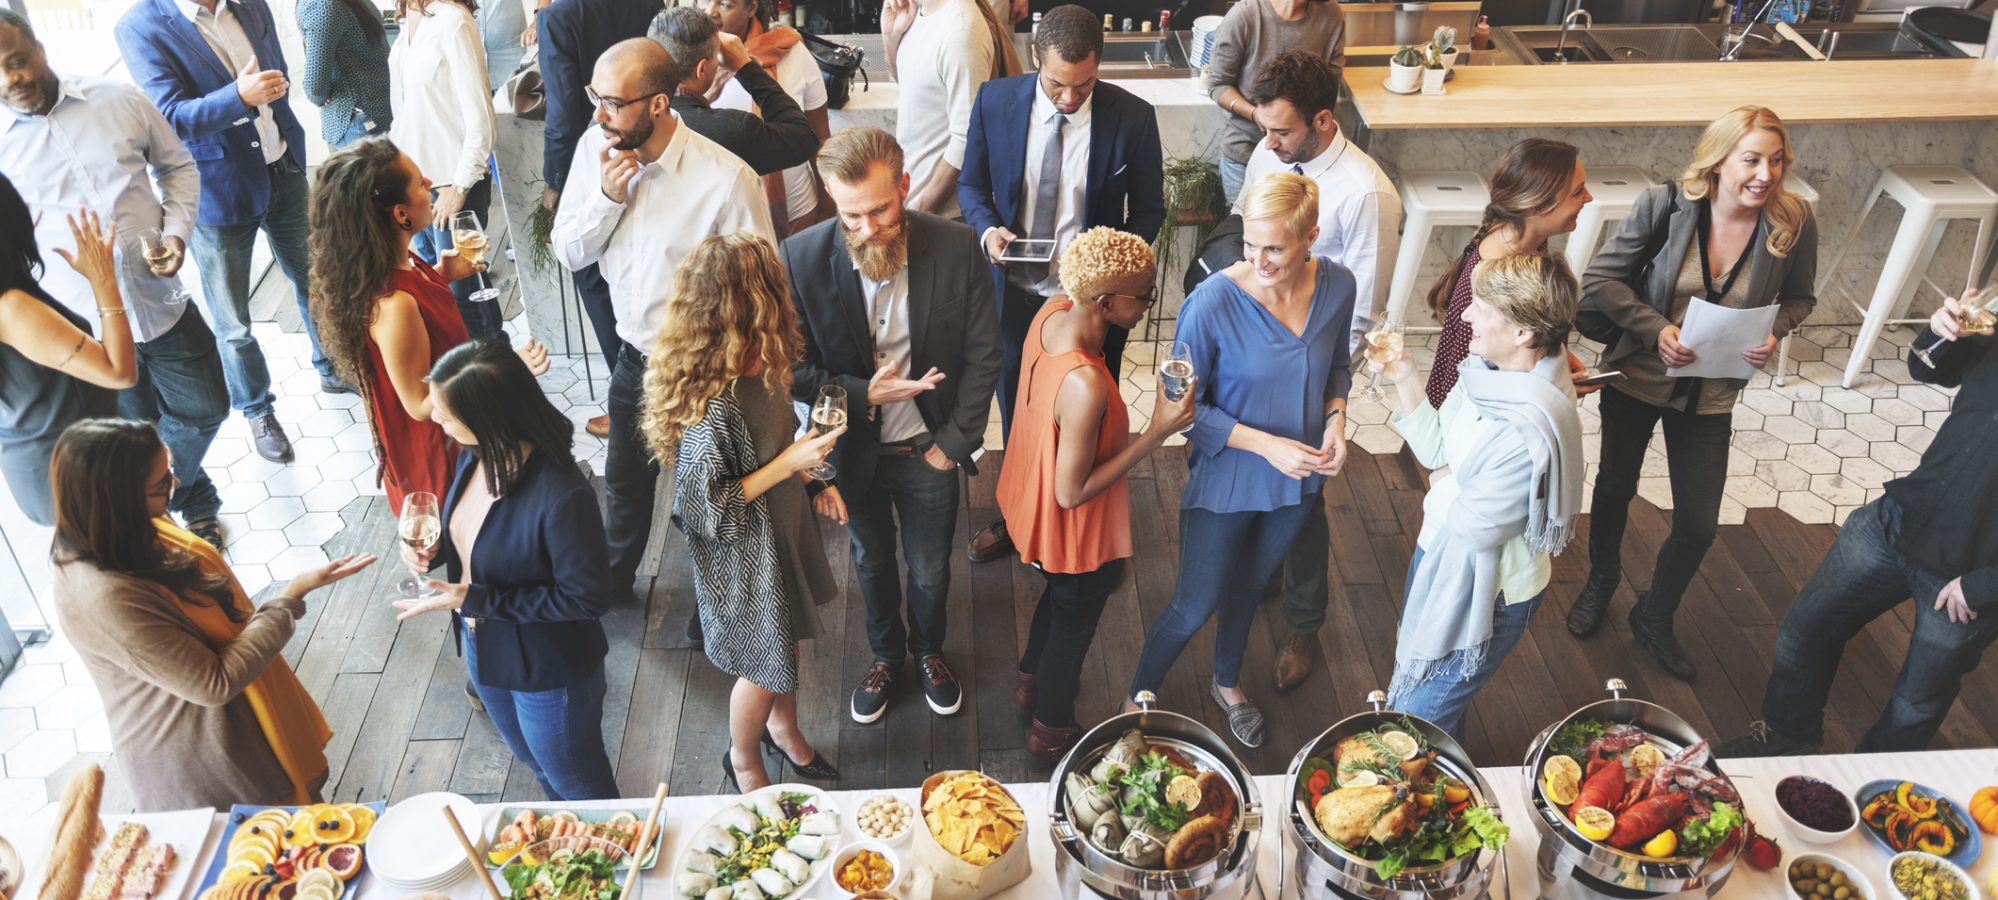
[621,783,670,900]
[444,807,504,900]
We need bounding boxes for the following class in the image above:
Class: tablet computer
[998,238,1058,263]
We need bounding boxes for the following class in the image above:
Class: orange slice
[341,805,375,843]
[310,808,355,845]
[287,811,319,848]
[221,860,264,883]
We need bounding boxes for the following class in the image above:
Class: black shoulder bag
[1574,182,1677,348]
[800,31,868,110]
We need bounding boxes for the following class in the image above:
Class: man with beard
[551,37,772,602]
[1234,50,1399,694]
[781,127,1000,724]
[0,10,231,548]
[957,4,1164,562]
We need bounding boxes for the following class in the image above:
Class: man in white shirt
[881,0,995,216]
[1234,50,1402,694]
[0,12,231,547]
[551,37,772,598]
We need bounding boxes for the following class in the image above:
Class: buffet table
[56,748,1993,899]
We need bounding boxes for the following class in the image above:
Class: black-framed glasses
[585,85,665,114]
[1100,292,1159,309]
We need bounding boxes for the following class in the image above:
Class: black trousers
[1018,559,1127,728]
[1589,386,1733,621]
[605,346,656,593]
[572,263,620,371]
[997,282,1127,439]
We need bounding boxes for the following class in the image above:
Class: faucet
[1721,0,1782,59]
[1554,6,1593,63]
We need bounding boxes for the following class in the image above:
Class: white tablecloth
[140,748,1998,899]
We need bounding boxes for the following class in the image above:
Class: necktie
[1018,112,1067,287]
[1292,163,1305,176]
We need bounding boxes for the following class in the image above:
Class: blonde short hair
[1470,254,1580,355]
[1238,172,1319,240]
[1058,227,1155,299]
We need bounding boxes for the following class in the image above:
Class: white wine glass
[1912,287,1997,368]
[1160,340,1193,402]
[392,492,443,600]
[1359,321,1408,402]
[135,226,190,307]
[448,211,500,304]
[807,385,846,481]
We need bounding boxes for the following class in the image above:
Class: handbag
[800,30,867,110]
[1574,181,1676,347]
[500,55,545,121]
[1183,214,1245,295]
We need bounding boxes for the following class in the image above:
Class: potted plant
[1151,153,1226,326]
[1389,45,1422,92]
[1432,25,1460,72]
[1421,43,1448,94]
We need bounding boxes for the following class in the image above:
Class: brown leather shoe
[1273,632,1316,694]
[967,517,1014,563]
[1012,670,1037,711]
[585,414,611,438]
[1025,718,1082,763]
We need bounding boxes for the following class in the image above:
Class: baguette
[38,765,105,900]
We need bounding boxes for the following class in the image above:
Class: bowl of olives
[1788,853,1875,900]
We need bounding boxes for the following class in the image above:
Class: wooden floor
[281,446,1998,806]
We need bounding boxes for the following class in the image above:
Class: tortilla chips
[921,772,1026,866]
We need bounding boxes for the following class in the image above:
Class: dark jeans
[1130,500,1313,693]
[187,157,336,419]
[996,282,1126,438]
[1278,497,1330,634]
[1019,559,1125,728]
[119,311,228,523]
[333,113,385,148]
[604,346,656,592]
[1589,386,1732,620]
[463,625,619,800]
[409,178,503,340]
[573,264,620,371]
[1386,547,1547,743]
[846,452,960,664]
[1763,495,1998,751]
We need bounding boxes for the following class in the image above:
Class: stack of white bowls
[364,792,485,892]
[1189,15,1225,68]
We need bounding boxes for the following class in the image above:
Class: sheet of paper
[1666,296,1780,381]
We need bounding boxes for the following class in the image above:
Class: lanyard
[1696,200,1752,304]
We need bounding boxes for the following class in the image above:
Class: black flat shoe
[720,754,740,794]
[760,730,841,780]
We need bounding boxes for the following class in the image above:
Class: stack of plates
[365,792,484,891]
[1189,15,1225,68]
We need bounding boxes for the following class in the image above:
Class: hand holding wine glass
[1159,341,1194,403]
[1914,287,1997,367]
[390,492,443,601]
[447,211,501,304]
[803,385,847,481]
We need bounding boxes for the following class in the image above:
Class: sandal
[1208,679,1264,748]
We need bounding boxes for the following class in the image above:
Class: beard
[602,117,651,152]
[844,214,909,283]
[1275,131,1324,166]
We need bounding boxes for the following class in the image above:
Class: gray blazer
[1581,183,1817,368]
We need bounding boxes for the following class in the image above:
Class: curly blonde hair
[1057,227,1156,299]
[640,233,803,455]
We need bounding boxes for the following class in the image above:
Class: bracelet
[98,307,127,317]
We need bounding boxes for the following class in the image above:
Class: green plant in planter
[1432,25,1457,55]
[1152,154,1225,310]
[1393,45,1423,67]
[525,184,558,274]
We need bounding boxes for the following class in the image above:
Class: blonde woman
[1376,255,1584,741]
[1573,105,1817,681]
[643,232,846,793]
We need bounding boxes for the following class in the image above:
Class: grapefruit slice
[323,844,363,881]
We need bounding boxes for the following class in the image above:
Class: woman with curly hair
[998,227,1195,762]
[306,138,546,514]
[643,232,846,793]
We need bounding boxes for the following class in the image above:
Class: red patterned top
[1424,244,1483,407]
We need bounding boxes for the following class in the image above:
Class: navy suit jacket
[441,448,611,693]
[536,0,658,193]
[957,75,1167,311]
[114,0,308,228]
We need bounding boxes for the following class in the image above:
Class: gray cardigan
[1581,183,1817,371]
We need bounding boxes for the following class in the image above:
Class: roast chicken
[1313,784,1418,847]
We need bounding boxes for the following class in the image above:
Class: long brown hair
[50,420,238,618]
[1679,105,1807,259]
[1424,139,1580,321]
[640,233,803,454]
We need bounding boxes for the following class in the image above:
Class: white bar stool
[1816,165,1997,388]
[1772,173,1820,386]
[1385,171,1490,332]
[1561,166,1654,277]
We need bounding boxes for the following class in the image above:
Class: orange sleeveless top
[996,299,1132,574]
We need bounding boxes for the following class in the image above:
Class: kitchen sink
[1586,25,1719,60]
[1499,21,1963,63]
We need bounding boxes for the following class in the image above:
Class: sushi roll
[784,834,832,861]
[692,825,738,857]
[796,812,840,836]
[675,872,718,897]
[685,851,722,876]
[770,849,811,885]
[752,791,787,823]
[715,803,760,835]
[702,889,733,900]
[729,881,765,900]
[749,868,795,897]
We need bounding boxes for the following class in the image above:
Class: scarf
[1389,354,1583,696]
[744,20,803,72]
[156,517,331,803]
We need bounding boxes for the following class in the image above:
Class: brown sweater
[53,560,315,812]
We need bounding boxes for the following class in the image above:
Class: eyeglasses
[1100,292,1159,309]
[585,86,666,114]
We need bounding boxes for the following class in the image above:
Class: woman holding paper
[1570,105,1818,682]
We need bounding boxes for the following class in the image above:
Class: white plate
[366,792,482,886]
[672,784,843,897]
[15,807,215,900]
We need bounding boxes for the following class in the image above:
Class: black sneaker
[851,660,898,724]
[185,517,224,549]
[1715,720,1821,758]
[319,375,358,395]
[918,654,963,716]
[250,414,294,463]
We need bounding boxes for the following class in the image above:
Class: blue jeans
[118,310,228,523]
[409,177,503,340]
[1386,547,1547,743]
[1762,495,1998,751]
[187,157,335,418]
[1129,501,1313,694]
[845,452,960,663]
[1217,151,1248,207]
[334,114,385,149]
[463,623,620,800]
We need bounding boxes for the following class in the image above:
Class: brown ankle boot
[1012,670,1037,711]
[1025,718,1082,762]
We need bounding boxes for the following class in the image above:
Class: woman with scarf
[1374,253,1584,741]
[703,0,832,235]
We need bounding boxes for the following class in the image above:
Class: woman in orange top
[998,228,1195,762]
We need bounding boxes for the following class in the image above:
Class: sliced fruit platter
[1536,719,1744,863]
[194,803,382,900]
[487,809,667,870]
[1856,779,1982,867]
[1295,717,1509,879]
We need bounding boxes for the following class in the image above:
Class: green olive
[1798,879,1820,892]
[1829,872,1847,887]
[1833,887,1851,899]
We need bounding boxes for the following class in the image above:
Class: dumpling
[1118,818,1172,868]
[715,804,760,835]
[770,849,811,886]
[675,872,717,897]
[1106,729,1148,766]
[729,881,764,900]
[685,851,722,876]
[1090,756,1128,785]
[1087,813,1125,856]
[784,834,832,860]
[749,868,794,897]
[797,811,840,835]
[753,791,787,823]
[1066,773,1117,830]
[703,889,733,900]
[692,826,738,857]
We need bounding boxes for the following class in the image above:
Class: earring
[397,216,414,231]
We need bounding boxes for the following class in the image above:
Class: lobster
[1609,792,1690,849]
[1570,758,1629,821]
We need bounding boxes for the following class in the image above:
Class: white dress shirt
[0,78,199,342]
[715,40,827,223]
[854,262,926,443]
[172,0,285,164]
[388,2,497,191]
[1013,81,1091,297]
[1234,130,1402,356]
[551,119,773,352]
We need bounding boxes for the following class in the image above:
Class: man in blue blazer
[956,3,1164,561]
[115,0,337,464]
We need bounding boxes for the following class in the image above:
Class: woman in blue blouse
[298,0,394,148]
[1125,173,1355,747]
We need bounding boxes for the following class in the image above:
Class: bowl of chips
[915,771,1032,900]
[830,841,899,898]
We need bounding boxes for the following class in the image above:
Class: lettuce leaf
[1678,802,1743,856]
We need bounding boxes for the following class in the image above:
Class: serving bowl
[853,793,914,845]
[1884,850,1976,900]
[1855,779,1983,868]
[498,836,632,899]
[1785,852,1874,900]
[828,840,901,898]
[1777,776,1861,845]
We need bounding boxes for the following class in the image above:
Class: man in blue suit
[957,3,1164,561]
[115,0,336,464]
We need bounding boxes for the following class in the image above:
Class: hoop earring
[397,216,415,231]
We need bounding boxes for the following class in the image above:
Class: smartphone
[998,238,1057,263]
[1574,370,1627,388]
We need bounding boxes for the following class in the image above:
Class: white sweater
[893,0,994,218]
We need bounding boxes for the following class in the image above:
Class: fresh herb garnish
[1368,806,1510,879]
[1549,719,1609,761]
[1106,752,1194,832]
[502,848,619,900]
[1677,802,1742,856]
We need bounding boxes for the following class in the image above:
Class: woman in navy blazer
[395,339,618,800]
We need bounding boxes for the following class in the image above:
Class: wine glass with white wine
[807,385,846,481]
[1160,341,1193,402]
[448,211,500,304]
[136,227,190,307]
[1912,287,1998,368]
[391,492,443,601]
[1359,321,1407,402]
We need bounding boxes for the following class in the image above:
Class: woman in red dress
[307,138,548,513]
